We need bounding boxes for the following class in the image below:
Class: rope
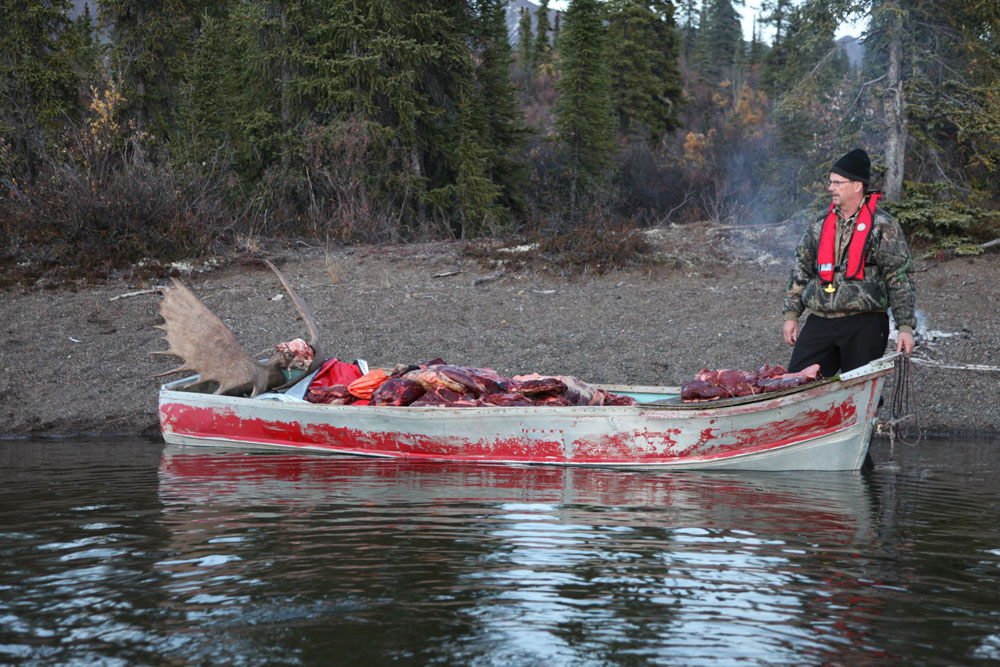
[885,353,921,449]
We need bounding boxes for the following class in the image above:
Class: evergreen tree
[772,1,843,94]
[703,0,744,81]
[470,0,528,221]
[177,5,280,179]
[675,0,700,62]
[690,1,712,81]
[554,0,616,213]
[552,10,562,51]
[516,7,534,73]
[771,2,845,171]
[748,16,764,66]
[451,91,506,236]
[761,0,794,43]
[301,0,499,233]
[533,0,553,73]
[606,0,684,141]
[852,0,1000,205]
[96,0,207,136]
[0,0,87,176]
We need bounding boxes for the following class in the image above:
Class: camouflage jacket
[783,201,916,331]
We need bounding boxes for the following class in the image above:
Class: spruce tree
[703,0,743,82]
[554,0,616,213]
[96,0,204,136]
[177,5,282,179]
[0,0,85,176]
[451,92,505,236]
[676,0,700,62]
[606,0,684,141]
[691,1,712,82]
[517,7,534,73]
[533,0,553,73]
[471,0,528,219]
[304,0,497,233]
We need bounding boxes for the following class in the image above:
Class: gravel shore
[2,226,997,439]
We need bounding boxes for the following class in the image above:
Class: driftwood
[709,220,795,232]
[110,287,168,301]
[473,271,504,286]
[911,358,1000,373]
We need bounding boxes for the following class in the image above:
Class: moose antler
[152,260,322,397]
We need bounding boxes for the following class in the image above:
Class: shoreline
[2,233,997,440]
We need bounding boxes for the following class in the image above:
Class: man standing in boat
[782,148,916,378]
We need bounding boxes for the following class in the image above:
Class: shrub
[0,139,240,283]
[245,119,416,244]
[463,212,652,275]
[885,181,1000,256]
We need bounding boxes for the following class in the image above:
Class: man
[783,148,916,378]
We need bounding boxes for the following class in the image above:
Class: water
[2,437,999,665]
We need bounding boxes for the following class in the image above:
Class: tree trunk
[883,17,907,201]
[280,7,291,172]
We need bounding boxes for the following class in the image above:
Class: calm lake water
[2,436,999,665]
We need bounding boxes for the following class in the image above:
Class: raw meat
[600,391,638,406]
[371,378,426,406]
[485,393,536,407]
[755,376,809,391]
[680,380,727,402]
[306,384,353,405]
[409,386,466,406]
[403,367,467,393]
[681,363,824,402]
[308,361,640,409]
[512,377,567,397]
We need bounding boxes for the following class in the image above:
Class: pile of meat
[306,358,638,408]
[680,363,822,402]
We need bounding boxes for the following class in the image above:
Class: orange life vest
[817,192,881,284]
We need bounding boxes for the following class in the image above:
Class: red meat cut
[371,378,426,406]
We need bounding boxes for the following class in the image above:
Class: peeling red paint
[570,428,681,462]
[161,402,564,462]
[159,374,875,468]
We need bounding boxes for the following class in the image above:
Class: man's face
[828,173,864,211]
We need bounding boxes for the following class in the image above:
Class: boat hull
[158,355,897,471]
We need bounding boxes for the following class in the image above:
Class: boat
[158,353,899,471]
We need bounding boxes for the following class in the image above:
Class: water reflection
[156,446,882,664]
[2,438,1000,665]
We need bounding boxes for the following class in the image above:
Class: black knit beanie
[831,148,870,184]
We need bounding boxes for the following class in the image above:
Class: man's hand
[783,320,798,346]
[896,331,915,354]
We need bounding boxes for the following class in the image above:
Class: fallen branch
[473,271,504,286]
[110,287,169,301]
[911,358,1000,372]
[981,238,1000,250]
[710,219,794,232]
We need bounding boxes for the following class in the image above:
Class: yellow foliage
[735,86,768,131]
[86,80,127,148]
[683,131,713,170]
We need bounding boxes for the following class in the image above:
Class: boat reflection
[159,444,875,540]
[156,445,888,662]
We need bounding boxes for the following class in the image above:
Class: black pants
[788,312,889,378]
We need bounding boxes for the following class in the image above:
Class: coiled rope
[886,353,921,448]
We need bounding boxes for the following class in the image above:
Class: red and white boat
[158,354,898,471]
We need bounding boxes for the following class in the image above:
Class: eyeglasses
[828,179,853,187]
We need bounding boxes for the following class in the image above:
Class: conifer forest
[2,1,998,278]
